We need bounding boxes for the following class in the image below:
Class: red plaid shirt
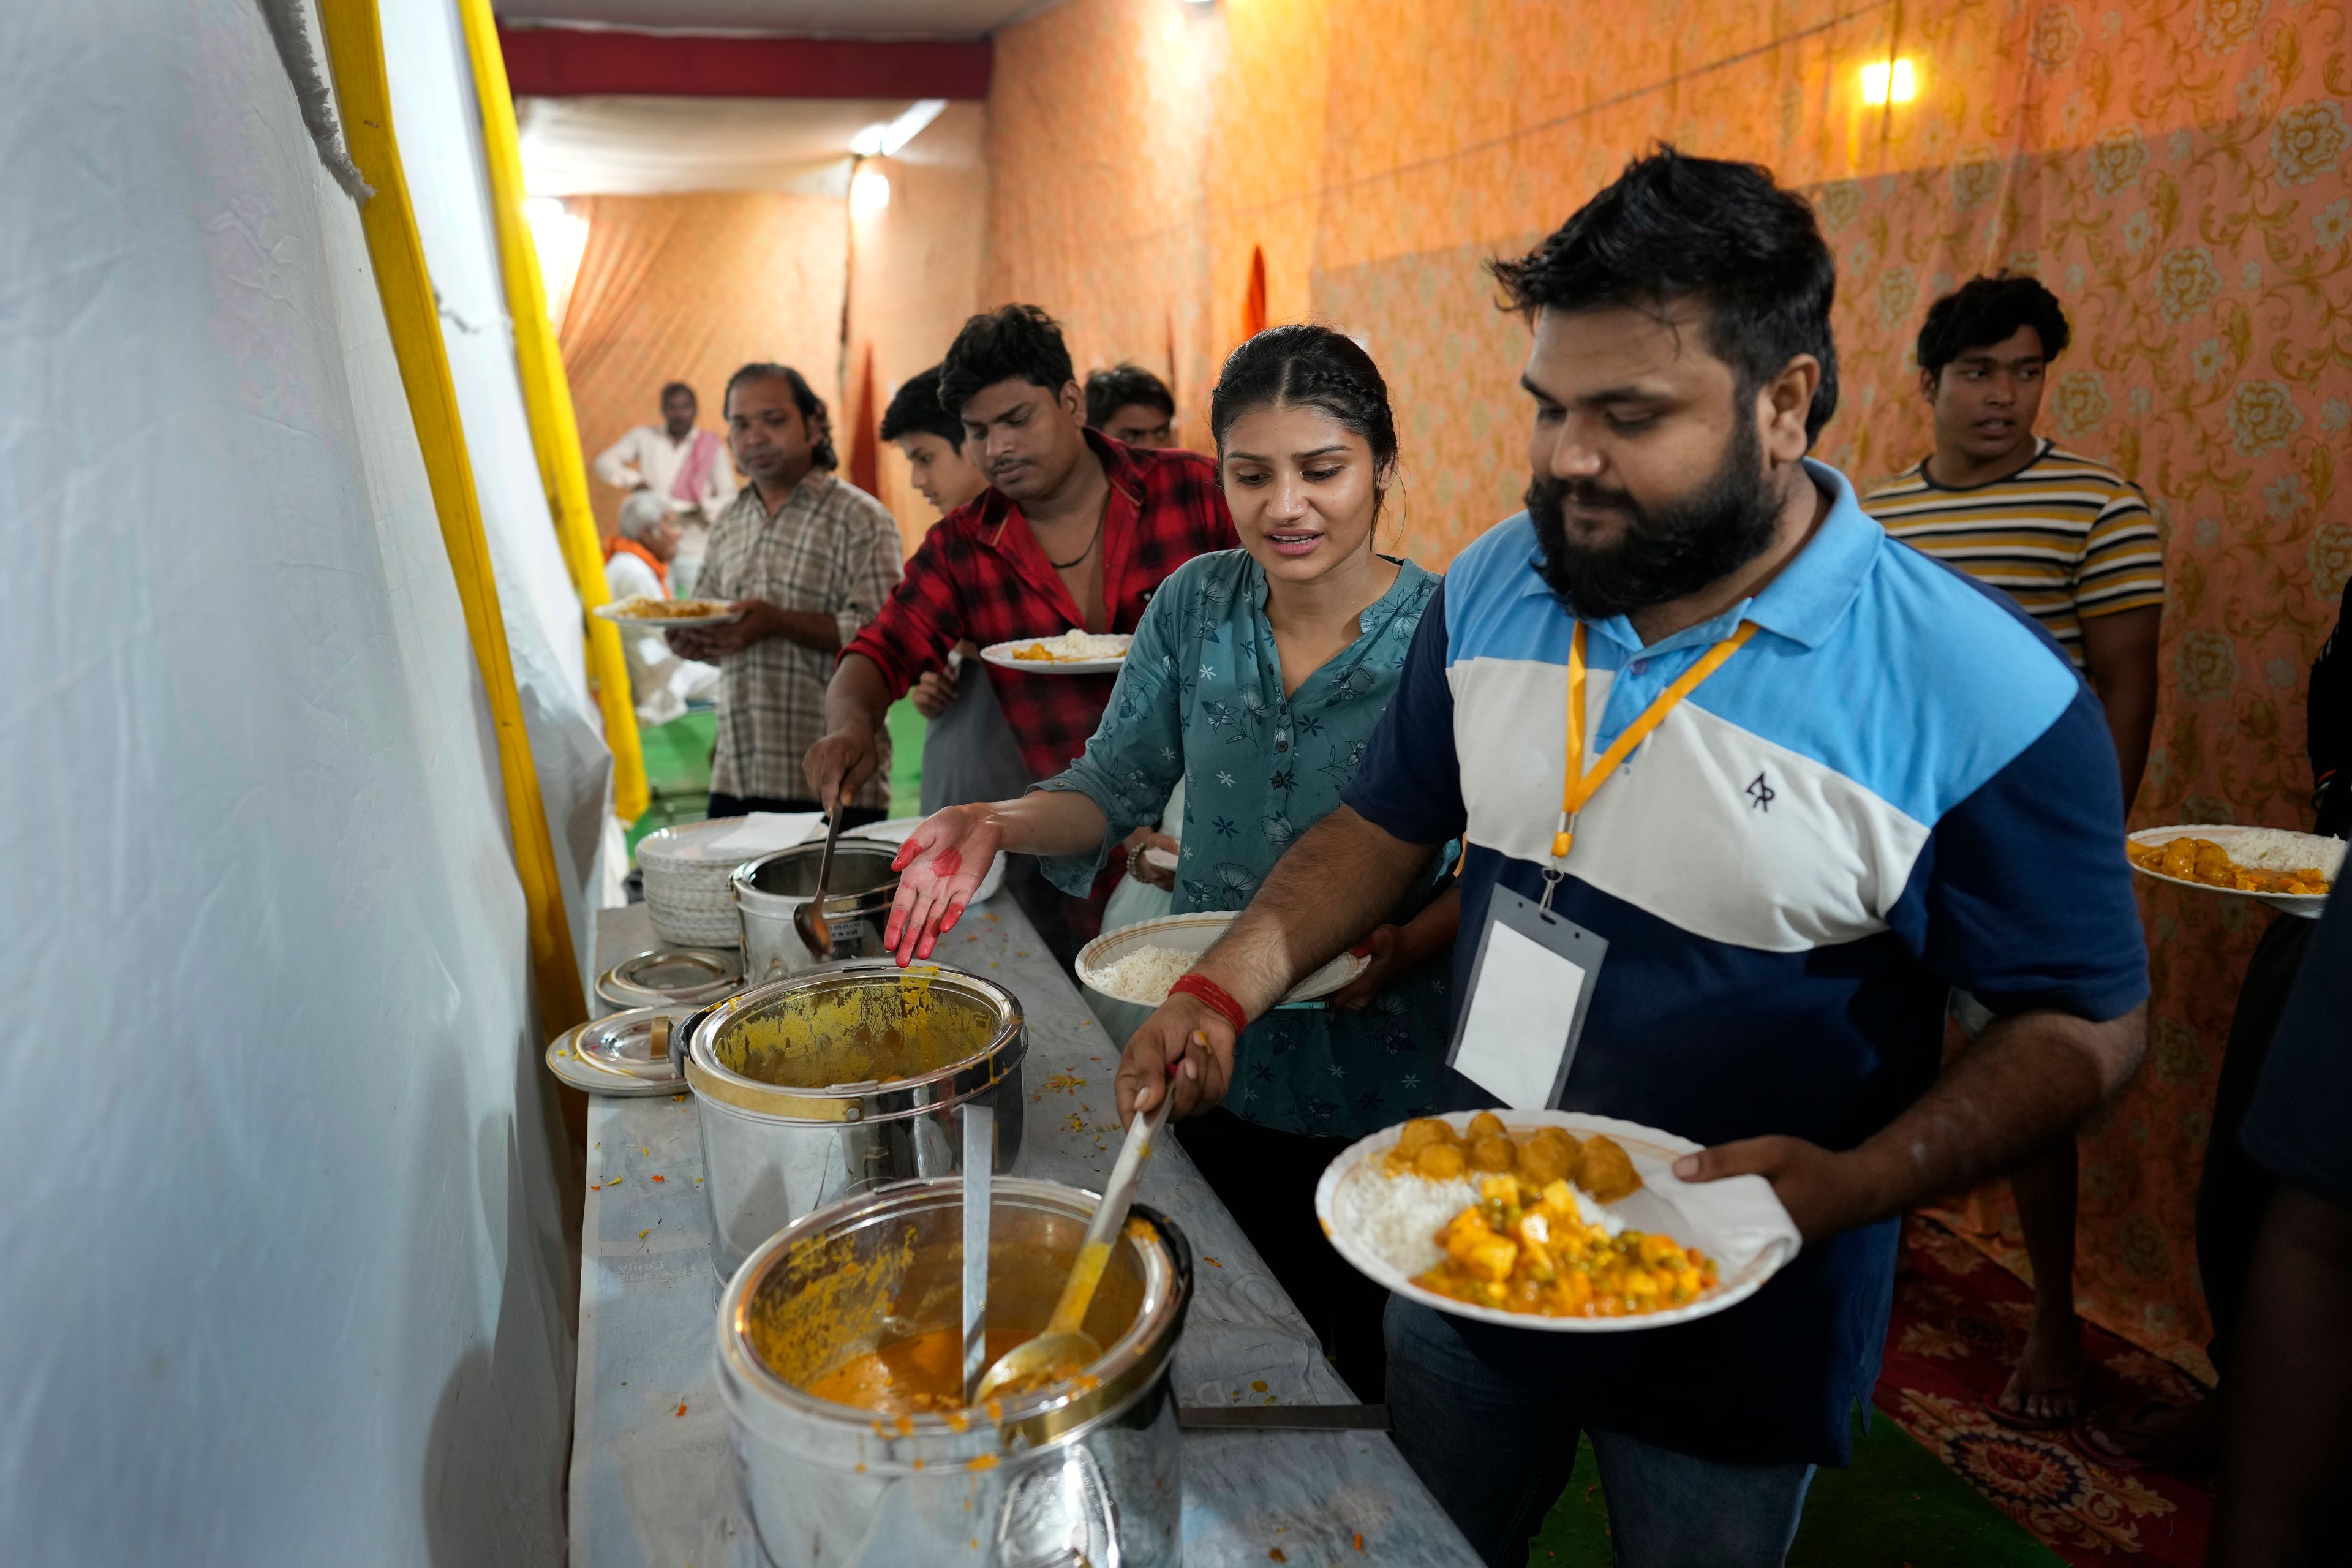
[845,431,1238,782]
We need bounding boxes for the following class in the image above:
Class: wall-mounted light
[850,168,892,216]
[1860,58,1917,105]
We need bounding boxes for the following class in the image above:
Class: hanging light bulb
[850,168,892,216]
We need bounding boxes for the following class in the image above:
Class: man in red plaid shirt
[805,304,1236,808]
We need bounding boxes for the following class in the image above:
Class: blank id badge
[1445,886,1608,1110]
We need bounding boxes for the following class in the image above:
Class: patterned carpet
[1875,1216,2216,1564]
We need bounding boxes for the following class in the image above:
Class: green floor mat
[885,698,924,820]
[1524,1417,2061,1566]
[638,709,715,799]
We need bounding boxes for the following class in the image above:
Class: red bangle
[1169,973,1248,1035]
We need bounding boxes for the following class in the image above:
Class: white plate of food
[592,596,745,629]
[842,816,1011,905]
[1314,1110,1801,1333]
[1074,911,1370,1009]
[2125,824,2338,917]
[979,630,1133,674]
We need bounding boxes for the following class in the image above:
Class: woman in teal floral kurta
[1032,545,1453,1138]
[881,326,1457,1398]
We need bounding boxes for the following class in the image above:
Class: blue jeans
[1385,1298,1815,1567]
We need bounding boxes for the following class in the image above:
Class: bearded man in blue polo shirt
[1114,147,2150,1566]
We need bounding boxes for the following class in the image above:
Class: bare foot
[1986,1317,2087,1429]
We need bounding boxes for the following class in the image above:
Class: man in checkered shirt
[805,305,1235,950]
[806,305,1236,813]
[668,363,903,826]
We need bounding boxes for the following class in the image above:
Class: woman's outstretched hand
[883,807,1004,963]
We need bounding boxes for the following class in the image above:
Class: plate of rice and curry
[1315,1110,1802,1332]
[2125,824,2339,916]
[979,630,1133,674]
[592,596,745,628]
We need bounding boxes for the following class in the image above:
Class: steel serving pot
[681,963,1027,1281]
[734,842,904,982]
[716,1176,1192,1568]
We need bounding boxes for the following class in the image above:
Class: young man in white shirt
[593,381,737,598]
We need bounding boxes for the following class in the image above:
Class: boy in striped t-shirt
[1863,274,2165,1438]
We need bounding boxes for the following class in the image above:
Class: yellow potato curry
[1384,1115,1718,1319]
[2128,837,2330,896]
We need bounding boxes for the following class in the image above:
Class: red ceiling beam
[496,24,992,100]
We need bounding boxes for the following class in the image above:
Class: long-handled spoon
[960,1104,994,1406]
[793,810,846,960]
[974,1061,1180,1402]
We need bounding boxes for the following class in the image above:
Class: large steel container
[681,963,1025,1280]
[734,842,903,982]
[717,1177,1191,1567]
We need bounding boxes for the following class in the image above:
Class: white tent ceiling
[492,0,1054,38]
[519,94,919,194]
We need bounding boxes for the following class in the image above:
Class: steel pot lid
[596,946,742,1011]
[546,1006,691,1097]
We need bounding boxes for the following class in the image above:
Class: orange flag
[849,342,881,497]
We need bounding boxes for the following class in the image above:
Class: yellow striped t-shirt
[1861,442,2165,667]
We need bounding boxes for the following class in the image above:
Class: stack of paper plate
[638,817,751,945]
[638,813,831,944]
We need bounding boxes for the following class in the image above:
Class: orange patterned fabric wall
[848,105,990,551]
[984,0,2350,1373]
[560,191,849,540]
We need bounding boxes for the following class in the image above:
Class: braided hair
[722,362,839,470]
[1208,325,1399,512]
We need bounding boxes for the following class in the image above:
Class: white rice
[1021,629,1129,662]
[1090,944,1196,1004]
[1350,1172,1482,1275]
[2187,827,2344,875]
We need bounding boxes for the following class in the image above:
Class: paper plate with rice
[1074,911,1370,1009]
[1315,1110,1802,1333]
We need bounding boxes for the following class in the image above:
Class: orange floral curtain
[560,192,848,540]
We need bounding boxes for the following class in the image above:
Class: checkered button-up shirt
[699,470,903,807]
[844,431,1238,783]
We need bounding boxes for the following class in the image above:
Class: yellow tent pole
[316,0,588,1036]
[454,0,649,824]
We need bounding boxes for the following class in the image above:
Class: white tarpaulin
[0,1,592,1561]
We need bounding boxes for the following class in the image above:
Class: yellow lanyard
[1553,619,1759,862]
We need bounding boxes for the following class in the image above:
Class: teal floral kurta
[1038,549,1453,1139]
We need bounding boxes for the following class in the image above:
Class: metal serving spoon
[974,1062,1179,1402]
[793,810,846,960]
[960,1104,994,1406]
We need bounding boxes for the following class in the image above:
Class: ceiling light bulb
[850,169,891,216]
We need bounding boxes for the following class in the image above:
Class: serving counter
[570,897,1477,1567]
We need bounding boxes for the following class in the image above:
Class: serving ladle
[974,1061,1179,1403]
[793,810,846,960]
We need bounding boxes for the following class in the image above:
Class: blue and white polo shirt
[1344,459,2148,1466]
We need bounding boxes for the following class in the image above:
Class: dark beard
[1526,415,1784,621]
